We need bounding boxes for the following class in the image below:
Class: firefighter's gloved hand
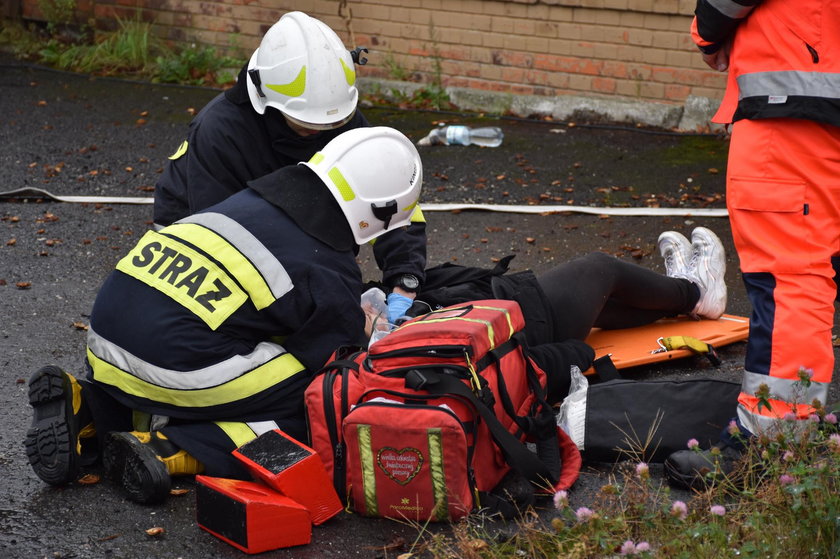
[387,292,413,324]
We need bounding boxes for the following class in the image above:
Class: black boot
[664,441,743,490]
[25,365,95,485]
[104,430,203,504]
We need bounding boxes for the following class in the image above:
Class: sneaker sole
[104,432,171,505]
[25,365,80,485]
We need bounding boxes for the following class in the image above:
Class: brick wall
[18,0,725,128]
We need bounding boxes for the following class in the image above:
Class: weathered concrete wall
[18,0,724,130]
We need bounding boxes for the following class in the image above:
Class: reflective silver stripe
[179,212,294,300]
[247,421,280,436]
[737,405,808,439]
[87,326,287,390]
[738,71,840,100]
[741,370,829,404]
[707,0,755,20]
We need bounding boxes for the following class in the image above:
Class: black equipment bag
[574,377,741,462]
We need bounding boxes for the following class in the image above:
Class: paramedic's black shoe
[25,365,93,485]
[104,430,203,504]
[485,470,535,519]
[664,441,742,490]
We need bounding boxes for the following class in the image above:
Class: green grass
[38,17,158,76]
[3,13,454,110]
[1,17,238,87]
[660,135,728,166]
[154,43,238,86]
[412,394,839,558]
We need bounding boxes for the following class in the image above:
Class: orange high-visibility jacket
[691,0,840,126]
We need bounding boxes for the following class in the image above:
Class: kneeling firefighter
[25,126,424,504]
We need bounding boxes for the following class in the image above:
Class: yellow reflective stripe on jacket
[168,140,188,160]
[116,230,247,330]
[175,212,294,309]
[88,327,296,389]
[87,347,306,408]
[169,214,294,309]
[215,421,258,448]
[409,205,426,223]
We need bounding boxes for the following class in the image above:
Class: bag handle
[405,368,558,488]
[318,357,362,374]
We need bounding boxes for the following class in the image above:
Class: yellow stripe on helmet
[265,66,307,98]
[328,166,356,201]
[340,58,356,86]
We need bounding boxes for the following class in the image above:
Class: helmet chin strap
[248,69,266,98]
[371,200,398,230]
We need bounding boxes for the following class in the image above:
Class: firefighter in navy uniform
[154,11,426,323]
[25,127,423,504]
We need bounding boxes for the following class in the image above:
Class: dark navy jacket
[90,167,367,422]
[154,65,427,287]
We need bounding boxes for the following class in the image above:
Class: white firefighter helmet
[301,127,423,244]
[246,11,359,129]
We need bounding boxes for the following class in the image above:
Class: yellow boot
[104,430,204,504]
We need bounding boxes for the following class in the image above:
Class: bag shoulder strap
[592,354,622,382]
[405,369,557,488]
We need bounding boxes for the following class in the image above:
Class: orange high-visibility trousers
[727,118,840,435]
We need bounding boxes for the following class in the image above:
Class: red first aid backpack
[304,299,581,521]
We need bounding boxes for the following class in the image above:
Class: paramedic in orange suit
[665,0,840,489]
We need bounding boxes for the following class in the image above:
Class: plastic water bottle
[360,287,395,346]
[416,125,504,147]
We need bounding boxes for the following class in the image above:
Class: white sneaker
[687,227,727,319]
[657,231,692,278]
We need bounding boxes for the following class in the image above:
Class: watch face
[399,274,420,290]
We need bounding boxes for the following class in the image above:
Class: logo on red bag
[377,447,423,485]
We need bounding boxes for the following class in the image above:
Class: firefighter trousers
[80,376,308,478]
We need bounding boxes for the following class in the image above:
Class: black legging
[535,252,700,342]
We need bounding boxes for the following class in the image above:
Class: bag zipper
[320,369,343,494]
[366,363,472,380]
[321,354,362,503]
[368,344,474,360]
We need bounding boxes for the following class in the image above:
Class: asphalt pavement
[2,54,838,558]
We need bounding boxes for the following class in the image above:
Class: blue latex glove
[386,292,413,324]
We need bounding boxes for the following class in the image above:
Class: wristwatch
[393,273,420,293]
